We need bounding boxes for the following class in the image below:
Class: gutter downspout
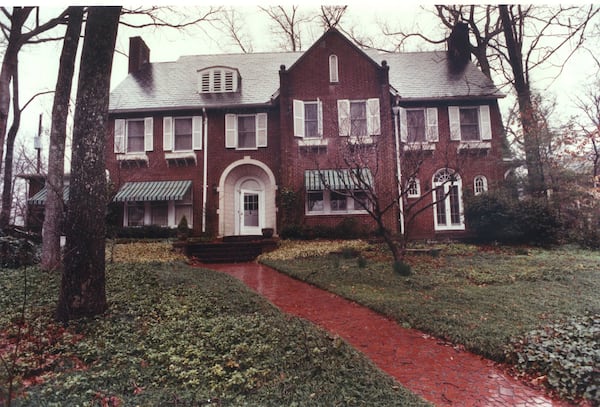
[392,103,405,235]
[202,108,208,233]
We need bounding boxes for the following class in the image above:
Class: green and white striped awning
[113,180,192,202]
[28,185,70,205]
[304,169,373,191]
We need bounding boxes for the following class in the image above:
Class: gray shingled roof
[109,48,502,114]
[366,50,503,101]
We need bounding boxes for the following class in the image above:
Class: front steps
[183,236,277,263]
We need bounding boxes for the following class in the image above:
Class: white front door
[240,189,262,235]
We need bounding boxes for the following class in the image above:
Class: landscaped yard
[260,240,600,403]
[0,242,428,406]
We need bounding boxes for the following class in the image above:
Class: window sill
[458,141,491,151]
[403,142,436,151]
[348,136,374,145]
[306,210,369,216]
[434,224,466,231]
[298,138,328,147]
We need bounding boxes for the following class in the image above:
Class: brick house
[105,26,505,240]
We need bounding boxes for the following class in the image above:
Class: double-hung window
[449,105,492,142]
[399,107,439,145]
[114,117,153,154]
[225,113,268,150]
[163,116,202,155]
[293,100,323,139]
[338,98,380,139]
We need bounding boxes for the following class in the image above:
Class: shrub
[116,225,177,239]
[0,235,37,268]
[357,255,367,268]
[465,193,561,245]
[393,260,411,276]
[506,315,599,402]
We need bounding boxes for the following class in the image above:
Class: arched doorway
[217,157,277,237]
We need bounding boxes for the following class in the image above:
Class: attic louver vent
[198,67,240,93]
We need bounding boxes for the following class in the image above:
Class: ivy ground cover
[0,243,429,406]
[261,241,600,404]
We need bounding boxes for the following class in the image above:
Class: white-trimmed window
[198,67,239,93]
[337,99,380,138]
[474,175,488,195]
[114,118,153,154]
[399,108,439,143]
[329,54,339,83]
[406,178,421,198]
[293,99,323,138]
[306,190,370,214]
[163,116,203,152]
[225,113,268,150]
[432,168,465,231]
[124,198,193,228]
[449,105,492,142]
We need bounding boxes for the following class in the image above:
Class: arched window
[432,168,465,231]
[473,175,488,195]
[329,54,339,83]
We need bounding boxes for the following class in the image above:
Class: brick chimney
[447,22,470,72]
[128,36,150,74]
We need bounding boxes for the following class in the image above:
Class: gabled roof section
[285,27,383,73]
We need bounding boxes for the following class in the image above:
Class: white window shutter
[366,98,381,136]
[114,119,125,153]
[144,117,153,151]
[256,113,268,147]
[399,108,407,142]
[192,116,203,150]
[449,106,461,141]
[293,99,305,138]
[479,105,492,140]
[317,99,323,137]
[225,114,237,148]
[337,99,350,136]
[426,108,439,142]
[163,117,173,151]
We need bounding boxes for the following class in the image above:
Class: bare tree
[0,7,68,215]
[384,4,599,196]
[260,5,316,51]
[41,6,84,272]
[215,7,253,53]
[56,6,121,323]
[574,75,600,186]
[319,6,347,30]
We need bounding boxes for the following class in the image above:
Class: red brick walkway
[205,262,573,406]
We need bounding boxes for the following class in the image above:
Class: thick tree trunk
[41,7,84,272]
[56,6,121,322]
[499,5,545,196]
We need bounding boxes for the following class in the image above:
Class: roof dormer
[197,66,240,93]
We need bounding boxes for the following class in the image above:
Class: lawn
[260,240,600,403]
[0,243,429,406]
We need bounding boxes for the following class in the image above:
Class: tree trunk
[0,8,31,188]
[56,6,121,323]
[499,5,545,196]
[0,81,20,228]
[41,7,84,272]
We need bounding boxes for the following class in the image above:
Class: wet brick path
[205,262,573,406]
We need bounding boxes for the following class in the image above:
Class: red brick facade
[104,28,507,240]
